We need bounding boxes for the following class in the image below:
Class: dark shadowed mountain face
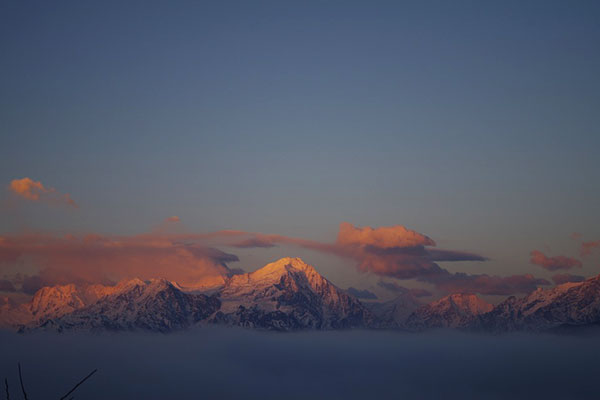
[365,292,423,328]
[4,258,600,334]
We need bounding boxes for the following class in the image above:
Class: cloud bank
[0,221,552,298]
[0,232,238,292]
[530,250,582,271]
[223,223,547,296]
[2,330,600,400]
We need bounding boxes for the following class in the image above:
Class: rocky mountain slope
[212,257,375,330]
[21,279,220,333]
[4,258,600,334]
[8,257,374,332]
[476,275,600,333]
[405,293,493,330]
[365,292,423,328]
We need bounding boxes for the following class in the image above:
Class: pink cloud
[552,273,585,285]
[0,232,238,290]
[581,240,600,256]
[8,177,78,208]
[0,222,551,297]
[215,223,544,296]
[530,250,582,271]
[337,222,435,248]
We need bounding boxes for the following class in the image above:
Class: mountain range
[2,257,600,334]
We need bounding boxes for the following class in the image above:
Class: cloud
[0,232,239,289]
[552,273,586,285]
[166,216,181,223]
[21,275,46,295]
[230,237,277,248]
[530,250,582,271]
[426,272,550,296]
[377,281,432,297]
[345,287,378,299]
[209,223,544,296]
[0,222,548,298]
[581,240,600,257]
[8,177,78,208]
[569,233,600,257]
[0,279,16,292]
[337,222,435,248]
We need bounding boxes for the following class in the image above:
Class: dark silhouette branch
[59,369,97,400]
[17,363,27,400]
[4,378,9,400]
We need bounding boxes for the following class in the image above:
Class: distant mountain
[405,293,493,331]
[22,279,220,333]
[212,257,375,330]
[475,275,600,333]
[11,258,374,333]
[6,259,600,334]
[365,292,423,328]
[0,282,118,328]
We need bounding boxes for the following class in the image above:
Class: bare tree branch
[4,378,9,400]
[17,363,27,400]
[59,369,97,400]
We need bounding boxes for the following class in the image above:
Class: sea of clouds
[1,328,598,399]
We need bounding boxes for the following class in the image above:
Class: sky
[1,1,599,301]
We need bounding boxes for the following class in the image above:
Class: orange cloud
[530,250,582,271]
[166,216,181,222]
[8,177,78,208]
[217,223,546,295]
[0,222,550,297]
[9,178,48,200]
[552,273,585,285]
[581,240,600,256]
[337,222,435,248]
[0,232,238,291]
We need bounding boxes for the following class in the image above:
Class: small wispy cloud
[9,177,78,208]
[552,273,586,285]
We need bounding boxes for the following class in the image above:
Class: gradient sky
[1,1,599,300]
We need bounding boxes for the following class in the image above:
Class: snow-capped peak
[244,257,316,281]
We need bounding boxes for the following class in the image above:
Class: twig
[59,369,97,400]
[4,378,9,400]
[17,364,27,400]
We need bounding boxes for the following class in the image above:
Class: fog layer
[1,329,598,399]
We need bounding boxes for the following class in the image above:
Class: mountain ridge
[3,258,600,334]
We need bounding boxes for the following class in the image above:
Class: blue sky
[1,1,599,297]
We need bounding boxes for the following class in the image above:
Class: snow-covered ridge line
[2,258,600,333]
